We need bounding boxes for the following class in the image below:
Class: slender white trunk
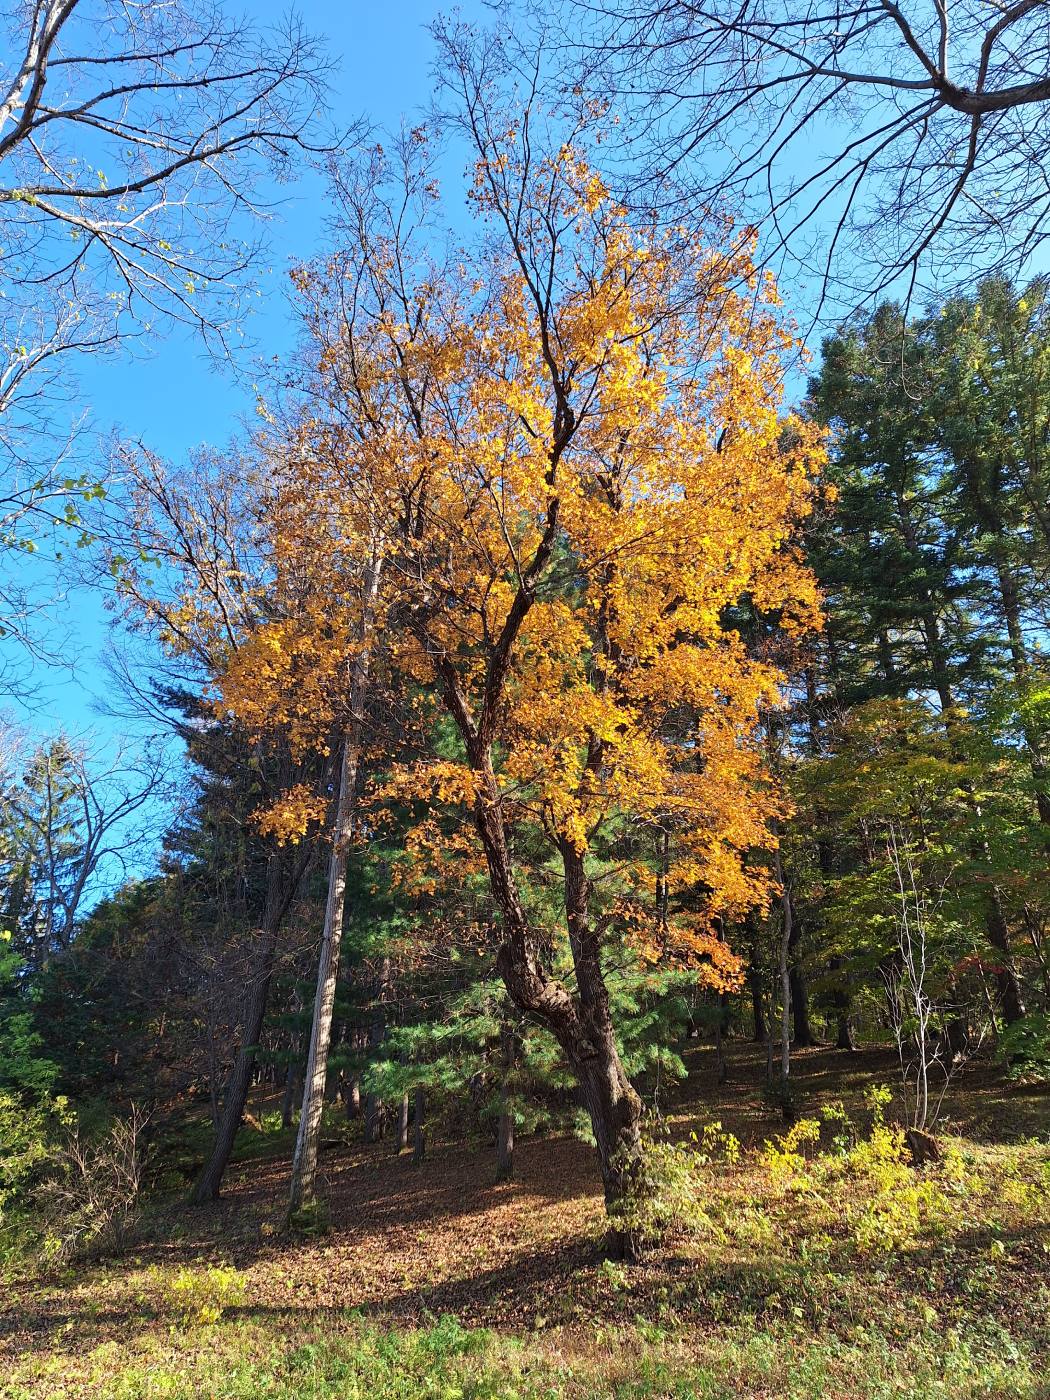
[288,549,382,1215]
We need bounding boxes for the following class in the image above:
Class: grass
[2,1044,1048,1399]
[4,1308,1043,1399]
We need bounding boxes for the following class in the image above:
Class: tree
[806,303,981,712]
[803,285,1050,1027]
[572,0,1050,307]
[925,277,1050,827]
[0,0,331,665]
[104,448,328,1198]
[0,730,161,974]
[232,38,823,1253]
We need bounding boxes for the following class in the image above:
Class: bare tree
[0,728,163,971]
[1,0,330,351]
[571,0,1050,310]
[0,0,332,662]
[882,825,978,1136]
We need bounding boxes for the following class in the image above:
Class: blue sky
[9,0,1013,896]
[1,2,492,899]
[17,1,489,740]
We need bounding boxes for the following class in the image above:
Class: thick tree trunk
[363,1092,384,1143]
[342,1074,361,1121]
[573,1044,644,1259]
[468,759,643,1256]
[192,850,305,1204]
[984,892,1027,1025]
[835,1010,856,1051]
[551,839,644,1258]
[828,956,855,1050]
[288,552,381,1217]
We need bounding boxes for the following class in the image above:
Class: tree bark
[749,951,767,1043]
[363,956,390,1145]
[397,1091,410,1153]
[775,849,793,1118]
[412,1086,426,1164]
[495,1026,516,1181]
[714,992,729,1085]
[288,550,381,1217]
[984,890,1027,1025]
[787,904,814,1048]
[288,736,361,1213]
[342,1072,361,1121]
[191,848,307,1204]
[281,1055,300,1131]
[467,758,644,1256]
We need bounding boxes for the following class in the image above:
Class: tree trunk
[412,1086,426,1164]
[496,1026,516,1181]
[343,1074,361,1121]
[281,1055,300,1131]
[714,992,729,1085]
[829,956,855,1050]
[363,956,390,1145]
[363,1092,384,1143]
[749,953,767,1043]
[288,551,381,1217]
[192,850,305,1204]
[469,759,643,1256]
[776,860,792,1081]
[288,738,358,1214]
[787,902,814,1048]
[397,1091,410,1153]
[984,891,1026,1025]
[572,1042,644,1258]
[552,839,644,1258]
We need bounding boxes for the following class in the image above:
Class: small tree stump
[905,1128,940,1166]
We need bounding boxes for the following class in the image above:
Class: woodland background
[1,3,1049,1397]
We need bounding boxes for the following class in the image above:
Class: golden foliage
[213,121,825,968]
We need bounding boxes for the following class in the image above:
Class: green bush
[1000,1013,1050,1081]
[609,1120,739,1250]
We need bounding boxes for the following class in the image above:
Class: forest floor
[3,1042,1049,1399]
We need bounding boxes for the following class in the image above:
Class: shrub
[158,1263,247,1327]
[1000,1013,1050,1081]
[762,1117,822,1187]
[0,1092,56,1226]
[609,1119,739,1250]
[37,1106,147,1263]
